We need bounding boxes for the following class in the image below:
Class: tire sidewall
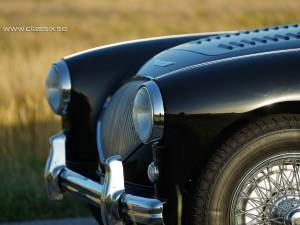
[207,129,300,225]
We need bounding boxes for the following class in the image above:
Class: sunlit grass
[0,0,300,221]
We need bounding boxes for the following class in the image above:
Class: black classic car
[45,24,300,225]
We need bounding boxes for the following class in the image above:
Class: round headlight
[45,60,71,115]
[132,81,164,144]
[132,87,153,143]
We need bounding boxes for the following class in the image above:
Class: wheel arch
[210,101,300,154]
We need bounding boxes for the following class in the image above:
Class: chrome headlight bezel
[45,60,71,115]
[132,81,165,144]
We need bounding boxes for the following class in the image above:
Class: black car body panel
[61,24,300,193]
[155,49,300,187]
[138,24,300,77]
[132,24,300,187]
[44,23,300,225]
[61,33,222,178]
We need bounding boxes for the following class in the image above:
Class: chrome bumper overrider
[45,132,164,225]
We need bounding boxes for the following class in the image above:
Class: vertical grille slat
[101,80,144,159]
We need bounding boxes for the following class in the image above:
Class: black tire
[190,114,300,225]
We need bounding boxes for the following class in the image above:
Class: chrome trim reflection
[44,131,66,200]
[96,120,106,161]
[46,60,71,115]
[45,131,164,225]
[60,168,103,206]
[120,194,164,224]
[147,161,159,183]
[101,155,125,225]
[142,81,165,143]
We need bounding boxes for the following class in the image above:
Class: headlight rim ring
[133,80,165,144]
[46,59,71,116]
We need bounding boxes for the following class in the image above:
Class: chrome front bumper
[45,132,164,225]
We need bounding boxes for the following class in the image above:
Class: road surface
[0,218,98,225]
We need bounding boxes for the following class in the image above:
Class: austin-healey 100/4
[45,24,300,225]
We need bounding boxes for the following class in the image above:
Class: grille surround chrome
[98,80,145,160]
[97,80,165,161]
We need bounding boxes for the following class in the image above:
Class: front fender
[62,32,222,175]
[155,48,300,184]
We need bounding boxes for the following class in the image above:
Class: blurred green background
[0,0,300,222]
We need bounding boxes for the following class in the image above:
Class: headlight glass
[132,87,153,143]
[45,60,71,115]
[132,81,165,144]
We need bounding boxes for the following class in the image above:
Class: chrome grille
[101,80,144,159]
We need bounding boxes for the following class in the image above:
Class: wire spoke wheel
[231,153,300,225]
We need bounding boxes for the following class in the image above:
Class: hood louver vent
[176,24,300,56]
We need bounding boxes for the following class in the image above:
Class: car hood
[137,24,300,78]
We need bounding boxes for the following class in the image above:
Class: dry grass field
[0,0,300,221]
